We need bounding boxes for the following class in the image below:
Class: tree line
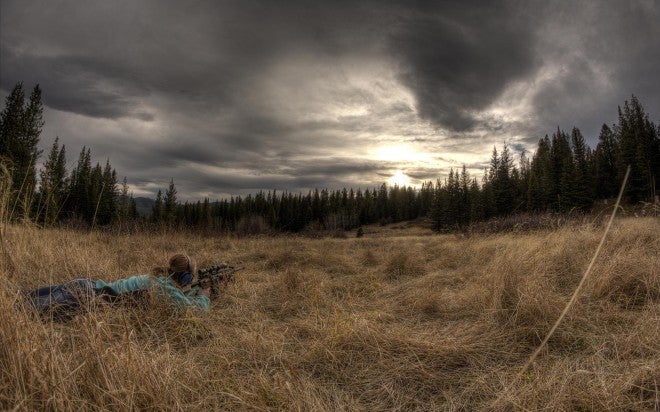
[156,95,658,232]
[158,183,428,233]
[0,82,137,226]
[1,82,658,232]
[430,95,658,230]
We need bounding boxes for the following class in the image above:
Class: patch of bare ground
[0,217,658,410]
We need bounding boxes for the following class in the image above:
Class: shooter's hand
[198,286,211,299]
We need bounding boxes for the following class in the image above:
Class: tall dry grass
[0,214,658,410]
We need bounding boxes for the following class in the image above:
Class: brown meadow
[0,217,658,411]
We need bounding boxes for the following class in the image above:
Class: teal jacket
[95,275,210,310]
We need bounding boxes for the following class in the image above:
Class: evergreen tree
[0,83,44,219]
[95,160,117,225]
[482,148,500,219]
[494,144,515,215]
[197,198,211,228]
[488,146,499,184]
[65,147,92,222]
[445,169,460,227]
[117,177,132,222]
[89,163,103,225]
[481,168,496,218]
[616,96,659,202]
[164,178,178,225]
[550,129,575,211]
[430,179,449,231]
[38,137,67,224]
[129,196,138,219]
[516,150,531,212]
[376,183,388,223]
[459,166,471,226]
[0,83,25,162]
[593,124,619,199]
[419,181,434,216]
[527,136,553,211]
[468,178,484,222]
[569,127,593,210]
[152,190,164,224]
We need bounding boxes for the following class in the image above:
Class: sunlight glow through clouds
[388,170,411,187]
[374,144,432,163]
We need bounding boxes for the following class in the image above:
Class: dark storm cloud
[389,1,538,131]
[1,1,538,127]
[0,50,154,120]
[0,1,268,120]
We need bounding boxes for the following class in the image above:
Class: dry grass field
[0,217,658,411]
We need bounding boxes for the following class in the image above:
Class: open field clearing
[1,217,658,411]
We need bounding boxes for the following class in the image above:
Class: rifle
[192,263,241,298]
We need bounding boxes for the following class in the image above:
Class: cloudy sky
[1,1,659,199]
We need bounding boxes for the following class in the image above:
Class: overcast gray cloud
[1,0,659,199]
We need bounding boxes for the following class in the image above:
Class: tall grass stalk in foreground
[0,205,658,409]
[0,164,17,276]
[493,165,633,408]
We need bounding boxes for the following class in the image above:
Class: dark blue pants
[24,278,97,321]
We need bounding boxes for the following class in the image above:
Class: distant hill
[133,197,155,216]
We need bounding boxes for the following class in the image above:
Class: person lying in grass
[20,254,223,320]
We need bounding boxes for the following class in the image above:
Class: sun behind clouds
[388,170,411,187]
